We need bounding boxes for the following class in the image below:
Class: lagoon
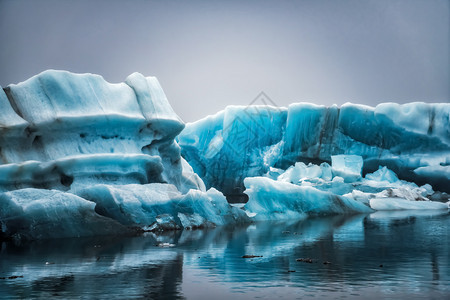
[1,210,449,299]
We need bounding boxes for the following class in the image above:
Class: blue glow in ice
[0,70,246,240]
[179,102,450,198]
[1,70,448,240]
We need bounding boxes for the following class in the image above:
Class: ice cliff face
[178,103,450,201]
[0,70,246,240]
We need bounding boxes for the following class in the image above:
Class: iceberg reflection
[1,211,449,299]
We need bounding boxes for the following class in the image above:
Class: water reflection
[1,210,449,299]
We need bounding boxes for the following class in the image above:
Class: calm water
[0,210,449,299]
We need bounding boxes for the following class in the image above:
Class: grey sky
[0,0,449,122]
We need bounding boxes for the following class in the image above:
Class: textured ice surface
[277,161,331,183]
[77,184,248,229]
[0,70,246,240]
[178,105,288,201]
[2,70,448,239]
[365,166,399,183]
[0,189,128,240]
[331,155,363,182]
[179,102,450,200]
[369,197,449,210]
[0,70,199,192]
[243,159,447,217]
[244,177,373,220]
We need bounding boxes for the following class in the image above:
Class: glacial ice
[76,184,248,230]
[244,176,373,220]
[243,156,448,220]
[331,155,363,182]
[277,161,331,183]
[0,188,128,240]
[0,70,193,190]
[178,105,288,201]
[369,197,448,210]
[365,166,399,183]
[0,70,246,240]
[1,70,448,240]
[178,102,450,200]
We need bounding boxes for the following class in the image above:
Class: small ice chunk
[145,214,181,232]
[343,190,373,206]
[277,162,328,184]
[332,176,345,183]
[420,184,434,196]
[157,242,176,247]
[265,167,284,180]
[320,162,333,181]
[377,188,428,202]
[370,197,448,210]
[331,155,363,182]
[365,166,399,183]
[177,213,214,229]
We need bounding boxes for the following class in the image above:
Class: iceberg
[0,70,197,191]
[244,176,373,220]
[0,70,247,240]
[243,157,448,218]
[1,70,448,239]
[178,105,288,202]
[277,161,331,183]
[178,102,450,201]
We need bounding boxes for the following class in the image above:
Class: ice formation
[0,70,246,240]
[330,155,363,182]
[1,70,448,240]
[243,158,448,220]
[244,176,373,220]
[178,103,450,201]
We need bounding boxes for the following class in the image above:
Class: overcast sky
[0,0,449,122]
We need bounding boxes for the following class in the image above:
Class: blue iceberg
[244,176,373,220]
[243,157,448,220]
[1,70,448,240]
[178,102,450,200]
[0,70,247,240]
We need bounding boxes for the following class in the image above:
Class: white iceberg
[369,197,448,210]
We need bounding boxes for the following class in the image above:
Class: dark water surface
[1,210,449,299]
